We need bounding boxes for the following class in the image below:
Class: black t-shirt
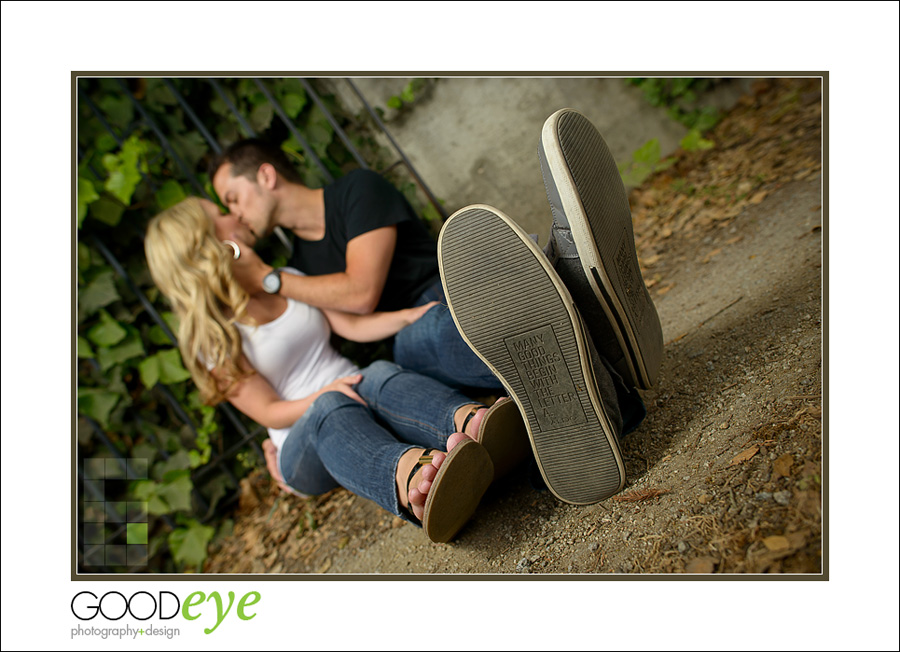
[288,169,440,312]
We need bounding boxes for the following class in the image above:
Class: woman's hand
[323,302,440,343]
[314,373,366,405]
[402,301,440,327]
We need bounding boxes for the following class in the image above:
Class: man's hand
[228,233,272,295]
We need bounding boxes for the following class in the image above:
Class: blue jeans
[393,280,646,434]
[392,281,503,391]
[277,360,474,520]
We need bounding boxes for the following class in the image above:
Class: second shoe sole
[438,205,625,504]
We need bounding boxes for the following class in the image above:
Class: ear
[257,163,278,190]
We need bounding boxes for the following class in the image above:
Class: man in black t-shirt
[211,139,501,390]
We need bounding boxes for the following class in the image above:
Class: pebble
[590,542,600,552]
[516,558,530,573]
[773,491,792,506]
[706,361,715,371]
[677,541,688,553]
[755,492,773,501]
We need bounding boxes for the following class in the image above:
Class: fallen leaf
[762,535,790,552]
[729,445,760,466]
[641,253,661,267]
[656,283,675,296]
[773,453,794,479]
[685,557,716,573]
[317,558,332,573]
[726,235,745,245]
[698,494,712,504]
[702,248,723,263]
[749,190,768,204]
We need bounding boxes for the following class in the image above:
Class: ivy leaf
[80,269,120,317]
[281,92,306,118]
[249,102,273,133]
[103,135,148,206]
[168,519,214,569]
[87,309,127,347]
[148,325,174,346]
[88,195,126,227]
[387,96,403,110]
[78,177,100,228]
[633,138,661,165]
[155,179,187,210]
[171,131,208,170]
[157,469,193,512]
[138,355,160,389]
[156,449,192,479]
[680,128,715,152]
[145,79,177,107]
[77,336,95,359]
[78,388,121,429]
[157,348,192,384]
[97,93,133,128]
[96,328,145,371]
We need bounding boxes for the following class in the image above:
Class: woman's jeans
[278,361,473,520]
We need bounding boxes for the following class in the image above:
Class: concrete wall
[328,77,755,240]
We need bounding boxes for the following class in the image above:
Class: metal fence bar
[162,79,223,155]
[252,78,333,184]
[346,79,449,220]
[78,84,124,148]
[115,80,209,199]
[207,79,256,137]
[299,78,368,169]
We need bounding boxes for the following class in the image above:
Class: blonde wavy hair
[145,197,253,404]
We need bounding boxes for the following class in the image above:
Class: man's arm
[229,226,397,314]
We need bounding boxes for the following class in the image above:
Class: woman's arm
[212,355,364,429]
[322,301,439,343]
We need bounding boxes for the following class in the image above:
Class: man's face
[212,163,275,242]
[199,198,256,246]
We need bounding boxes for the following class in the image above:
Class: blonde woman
[144,197,519,543]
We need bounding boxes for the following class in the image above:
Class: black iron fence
[76,76,444,573]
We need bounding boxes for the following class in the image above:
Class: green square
[127,522,148,545]
[105,458,126,478]
[84,458,106,479]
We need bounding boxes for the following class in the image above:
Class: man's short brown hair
[210,139,305,185]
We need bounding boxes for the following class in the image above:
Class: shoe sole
[438,205,625,505]
[477,398,531,481]
[423,438,493,543]
[539,108,664,389]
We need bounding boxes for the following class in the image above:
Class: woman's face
[199,198,256,246]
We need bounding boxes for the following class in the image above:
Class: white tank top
[235,269,359,450]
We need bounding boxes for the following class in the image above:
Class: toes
[447,432,475,452]
[421,463,438,483]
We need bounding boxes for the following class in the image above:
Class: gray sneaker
[539,108,664,390]
[438,204,626,505]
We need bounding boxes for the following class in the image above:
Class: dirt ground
[205,79,823,576]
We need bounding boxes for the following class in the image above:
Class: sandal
[403,440,494,543]
[461,399,532,480]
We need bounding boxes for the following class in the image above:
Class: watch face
[262,271,281,293]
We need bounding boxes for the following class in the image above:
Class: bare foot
[455,398,510,442]
[405,433,477,521]
[262,439,292,494]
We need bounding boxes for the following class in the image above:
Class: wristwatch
[262,268,283,294]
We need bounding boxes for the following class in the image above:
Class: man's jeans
[393,281,647,436]
[393,281,503,391]
[277,360,473,520]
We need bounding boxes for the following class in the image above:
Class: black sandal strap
[461,405,486,436]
